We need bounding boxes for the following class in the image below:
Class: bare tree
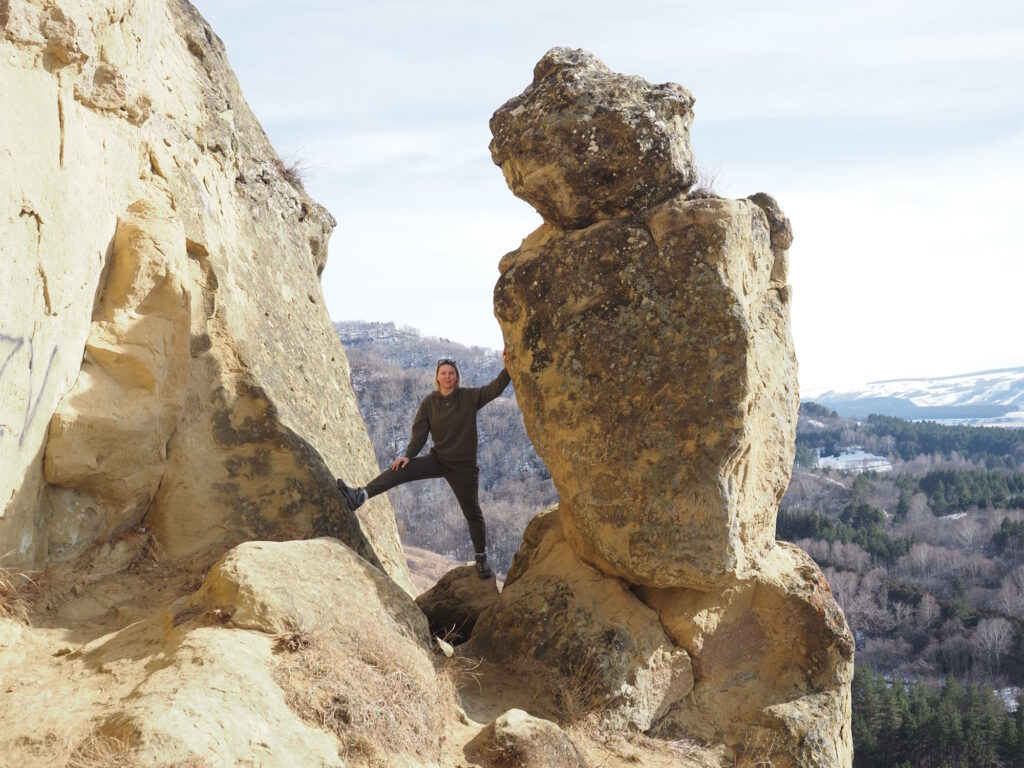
[972,617,1014,680]
[916,594,941,629]
[907,492,931,522]
[891,601,916,631]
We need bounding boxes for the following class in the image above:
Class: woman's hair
[434,357,461,391]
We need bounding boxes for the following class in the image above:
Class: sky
[197,0,1023,391]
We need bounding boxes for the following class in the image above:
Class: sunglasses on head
[437,358,457,367]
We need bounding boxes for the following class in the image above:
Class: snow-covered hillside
[804,367,1024,425]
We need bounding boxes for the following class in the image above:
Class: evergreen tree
[852,666,883,765]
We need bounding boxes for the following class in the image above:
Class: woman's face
[436,364,458,394]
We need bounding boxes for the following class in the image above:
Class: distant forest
[337,321,1024,767]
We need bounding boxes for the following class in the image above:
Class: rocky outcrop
[0,539,443,767]
[415,563,499,644]
[490,47,696,230]
[495,194,796,589]
[478,47,852,765]
[0,0,410,592]
[472,509,693,732]
[491,49,796,591]
[641,542,854,767]
[43,195,190,558]
[468,708,588,768]
[191,538,428,641]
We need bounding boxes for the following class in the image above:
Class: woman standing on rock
[337,352,511,579]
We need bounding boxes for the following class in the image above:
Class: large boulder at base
[415,563,499,644]
[639,542,854,766]
[0,0,412,594]
[0,538,445,767]
[470,509,694,731]
[494,194,796,589]
[489,47,696,230]
[190,538,428,642]
[468,708,588,768]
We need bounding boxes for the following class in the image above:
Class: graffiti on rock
[0,333,57,447]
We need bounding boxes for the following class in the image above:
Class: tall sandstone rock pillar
[476,47,853,766]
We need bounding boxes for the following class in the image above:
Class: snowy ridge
[804,367,1024,425]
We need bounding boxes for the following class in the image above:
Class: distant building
[817,448,893,474]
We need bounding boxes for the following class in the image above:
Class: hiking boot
[336,478,366,511]
[474,553,492,579]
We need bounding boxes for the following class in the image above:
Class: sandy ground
[1,538,715,768]
[0,534,222,767]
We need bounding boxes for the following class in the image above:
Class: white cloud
[196,0,1024,387]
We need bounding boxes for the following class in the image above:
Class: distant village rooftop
[817,448,893,474]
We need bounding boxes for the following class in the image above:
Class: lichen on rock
[490,46,696,230]
[471,508,694,732]
[495,191,797,590]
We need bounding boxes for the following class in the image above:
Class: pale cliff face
[0,0,411,591]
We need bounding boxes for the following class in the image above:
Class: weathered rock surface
[640,542,854,766]
[0,538,440,767]
[490,47,696,230]
[472,509,694,732]
[415,563,499,644]
[0,0,411,593]
[191,538,428,641]
[43,194,190,558]
[469,708,588,768]
[488,48,851,766]
[495,194,797,589]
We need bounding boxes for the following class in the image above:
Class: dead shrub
[508,650,609,726]
[274,623,458,765]
[275,152,311,191]
[67,733,135,768]
[0,557,37,624]
[687,165,721,200]
[438,647,484,695]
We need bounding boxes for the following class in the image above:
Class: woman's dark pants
[364,454,486,554]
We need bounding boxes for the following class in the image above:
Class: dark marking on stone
[189,333,211,357]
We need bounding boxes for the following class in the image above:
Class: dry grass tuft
[731,730,779,767]
[66,731,213,768]
[566,725,716,768]
[508,650,609,726]
[276,153,312,191]
[688,165,721,200]
[666,737,708,758]
[274,624,459,766]
[67,733,135,768]
[0,556,37,624]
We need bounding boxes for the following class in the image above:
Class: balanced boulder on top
[490,46,697,230]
